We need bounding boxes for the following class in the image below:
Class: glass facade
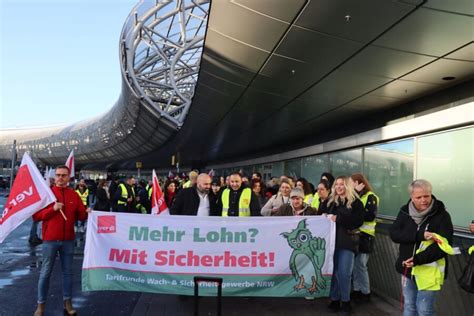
[302,155,329,187]
[284,159,302,179]
[213,126,473,228]
[329,149,362,176]
[417,127,473,228]
[364,140,414,217]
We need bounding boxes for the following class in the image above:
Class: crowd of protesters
[30,166,468,316]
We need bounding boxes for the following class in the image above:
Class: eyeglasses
[55,174,69,177]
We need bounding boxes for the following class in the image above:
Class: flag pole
[9,140,17,191]
[59,209,68,221]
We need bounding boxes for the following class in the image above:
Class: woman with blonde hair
[350,173,379,303]
[326,176,364,314]
[261,179,293,216]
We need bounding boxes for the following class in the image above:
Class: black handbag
[458,251,474,293]
[359,232,374,253]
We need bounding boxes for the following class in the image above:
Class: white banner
[83,212,336,297]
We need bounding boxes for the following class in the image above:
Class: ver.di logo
[97,215,116,234]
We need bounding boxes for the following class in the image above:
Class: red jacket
[33,186,87,241]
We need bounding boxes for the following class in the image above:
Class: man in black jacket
[390,179,453,316]
[170,173,219,216]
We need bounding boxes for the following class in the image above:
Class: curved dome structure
[1,0,473,170]
[0,0,210,167]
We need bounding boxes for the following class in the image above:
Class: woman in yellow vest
[389,179,453,316]
[350,173,379,303]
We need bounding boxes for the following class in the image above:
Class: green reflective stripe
[221,188,251,217]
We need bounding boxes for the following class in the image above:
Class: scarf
[166,190,176,206]
[408,199,434,225]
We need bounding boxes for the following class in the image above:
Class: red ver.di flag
[151,169,168,215]
[0,153,56,243]
[65,149,75,178]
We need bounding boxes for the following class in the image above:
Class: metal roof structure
[1,0,473,169]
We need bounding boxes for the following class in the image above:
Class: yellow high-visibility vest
[183,180,191,189]
[304,194,313,205]
[411,233,454,291]
[117,183,134,205]
[359,191,379,237]
[221,188,251,217]
[146,184,152,199]
[75,188,89,206]
[311,192,320,209]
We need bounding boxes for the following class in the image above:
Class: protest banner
[82,212,335,297]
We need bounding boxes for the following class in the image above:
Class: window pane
[302,154,329,187]
[271,161,284,178]
[240,165,254,178]
[417,127,474,228]
[365,139,414,217]
[284,159,302,179]
[329,149,362,177]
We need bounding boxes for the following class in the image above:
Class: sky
[0,0,138,129]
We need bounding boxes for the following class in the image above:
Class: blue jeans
[37,240,74,303]
[30,220,39,240]
[330,248,355,302]
[353,252,370,294]
[402,276,437,316]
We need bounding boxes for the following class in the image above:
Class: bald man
[170,173,219,216]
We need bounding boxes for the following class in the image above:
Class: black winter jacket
[328,198,365,253]
[389,196,453,278]
[170,187,219,216]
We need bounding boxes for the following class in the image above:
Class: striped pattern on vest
[221,188,251,217]
[117,183,134,205]
[411,233,453,291]
[359,191,379,236]
[75,188,89,206]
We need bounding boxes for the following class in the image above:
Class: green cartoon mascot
[281,219,326,293]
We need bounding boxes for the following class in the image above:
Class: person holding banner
[261,178,293,216]
[325,176,364,314]
[272,188,318,216]
[32,165,89,316]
